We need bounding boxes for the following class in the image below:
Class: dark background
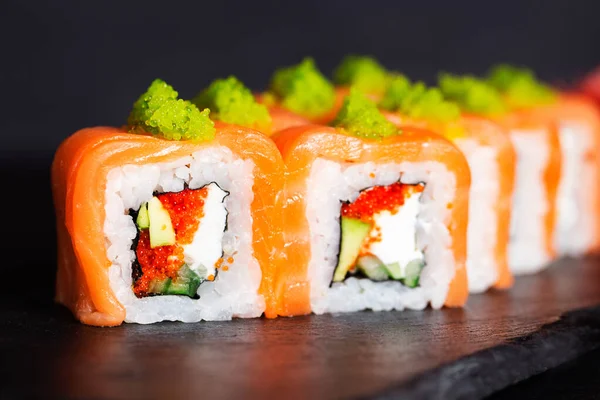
[1,0,599,304]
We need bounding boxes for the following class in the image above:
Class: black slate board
[488,347,600,399]
[370,306,600,399]
[1,257,600,400]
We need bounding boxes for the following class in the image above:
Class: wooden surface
[2,257,600,399]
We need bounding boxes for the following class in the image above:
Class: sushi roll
[548,93,600,255]
[378,76,516,292]
[272,89,471,316]
[52,79,285,326]
[488,65,600,259]
[436,75,518,289]
[476,66,562,273]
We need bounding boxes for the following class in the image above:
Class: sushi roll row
[52,57,600,326]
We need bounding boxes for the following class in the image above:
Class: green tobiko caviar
[332,88,400,139]
[378,75,412,111]
[380,78,461,124]
[192,76,271,131]
[128,79,215,141]
[333,55,390,96]
[487,64,556,109]
[269,58,336,119]
[438,73,507,117]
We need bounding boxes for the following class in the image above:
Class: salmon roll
[272,89,471,317]
[378,76,516,292]
[52,79,285,326]
[479,68,561,273]
[547,93,600,255]
[488,65,600,259]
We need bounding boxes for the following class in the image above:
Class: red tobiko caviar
[134,231,184,296]
[158,187,208,245]
[133,187,209,297]
[342,182,424,223]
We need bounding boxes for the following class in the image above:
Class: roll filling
[333,182,425,287]
[131,183,228,298]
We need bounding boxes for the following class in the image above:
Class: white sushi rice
[454,139,499,294]
[365,192,424,276]
[306,159,456,314]
[508,130,552,274]
[104,147,264,324]
[554,122,596,256]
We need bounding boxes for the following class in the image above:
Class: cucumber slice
[146,265,203,297]
[384,262,404,280]
[333,217,372,282]
[356,255,388,281]
[136,202,150,229]
[166,281,198,297]
[164,265,202,297]
[403,259,425,288]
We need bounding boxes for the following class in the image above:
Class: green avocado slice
[148,197,176,248]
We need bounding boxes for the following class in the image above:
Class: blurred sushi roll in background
[548,92,600,257]
[271,89,471,316]
[487,65,600,266]
[52,79,286,326]
[436,74,517,290]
